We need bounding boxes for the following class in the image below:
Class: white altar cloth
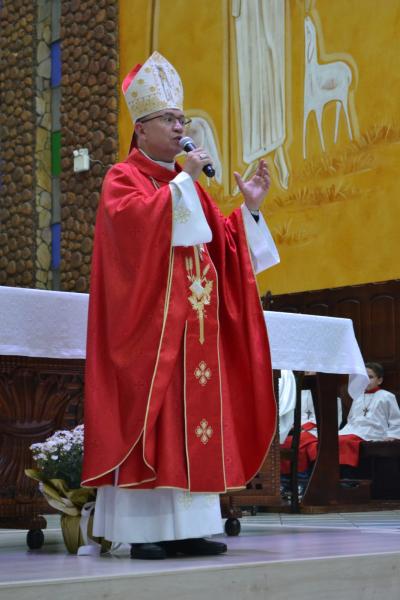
[0,286,368,398]
[264,311,368,400]
[0,286,88,359]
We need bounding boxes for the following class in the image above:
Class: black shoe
[162,538,227,557]
[130,543,167,560]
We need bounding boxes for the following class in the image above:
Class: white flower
[30,424,85,488]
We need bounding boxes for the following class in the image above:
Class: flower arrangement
[25,424,102,553]
[25,424,95,517]
[29,424,85,490]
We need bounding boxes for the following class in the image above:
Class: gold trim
[142,245,175,475]
[183,321,191,490]
[82,188,176,487]
[238,209,278,483]
[213,261,227,490]
[140,175,176,476]
[83,483,239,493]
[194,242,201,275]
[122,484,235,493]
[186,246,213,344]
[118,476,157,488]
[149,176,160,189]
[81,430,145,486]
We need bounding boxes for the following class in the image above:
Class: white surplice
[339,389,400,441]
[278,375,343,444]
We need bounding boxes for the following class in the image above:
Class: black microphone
[179,136,215,178]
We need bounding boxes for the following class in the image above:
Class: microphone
[179,136,215,178]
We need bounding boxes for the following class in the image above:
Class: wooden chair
[359,439,400,499]
[279,371,306,512]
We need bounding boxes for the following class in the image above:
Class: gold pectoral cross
[186,247,212,345]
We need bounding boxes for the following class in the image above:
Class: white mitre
[122,51,184,123]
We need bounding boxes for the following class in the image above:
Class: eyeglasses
[139,112,192,127]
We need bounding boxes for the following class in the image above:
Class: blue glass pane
[51,41,61,87]
[51,222,61,269]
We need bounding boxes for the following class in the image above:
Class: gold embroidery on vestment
[195,419,213,444]
[186,247,213,345]
[194,361,212,386]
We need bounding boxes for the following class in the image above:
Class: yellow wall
[119,0,400,295]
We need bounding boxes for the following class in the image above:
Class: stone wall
[0,0,119,291]
[59,0,119,292]
[0,1,36,287]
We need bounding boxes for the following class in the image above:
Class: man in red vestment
[82,52,279,559]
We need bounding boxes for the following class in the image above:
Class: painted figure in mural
[185,117,223,186]
[232,0,289,189]
[82,52,279,560]
[303,15,354,158]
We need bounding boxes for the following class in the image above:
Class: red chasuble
[82,149,276,492]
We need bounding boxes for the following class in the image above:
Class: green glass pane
[51,131,61,176]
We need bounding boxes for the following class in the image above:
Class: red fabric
[122,63,142,93]
[338,434,363,467]
[304,433,363,467]
[302,421,317,432]
[82,149,276,492]
[280,429,317,474]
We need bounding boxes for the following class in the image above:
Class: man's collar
[127,148,182,183]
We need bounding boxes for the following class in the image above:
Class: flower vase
[60,513,90,554]
[60,511,111,554]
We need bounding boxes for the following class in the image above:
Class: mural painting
[119,0,400,294]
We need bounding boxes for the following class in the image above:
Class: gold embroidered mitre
[122,51,184,123]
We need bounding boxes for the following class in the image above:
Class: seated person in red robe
[280,372,342,490]
[82,52,279,560]
[304,362,400,477]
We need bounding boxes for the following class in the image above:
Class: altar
[0,286,368,532]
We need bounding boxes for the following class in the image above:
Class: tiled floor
[1,512,400,600]
[1,510,400,552]
[0,510,399,566]
[240,510,400,531]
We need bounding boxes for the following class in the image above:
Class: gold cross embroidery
[195,419,213,445]
[186,247,213,344]
[194,361,212,386]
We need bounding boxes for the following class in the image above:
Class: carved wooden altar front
[0,355,84,531]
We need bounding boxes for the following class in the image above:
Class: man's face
[366,367,383,391]
[135,109,186,162]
